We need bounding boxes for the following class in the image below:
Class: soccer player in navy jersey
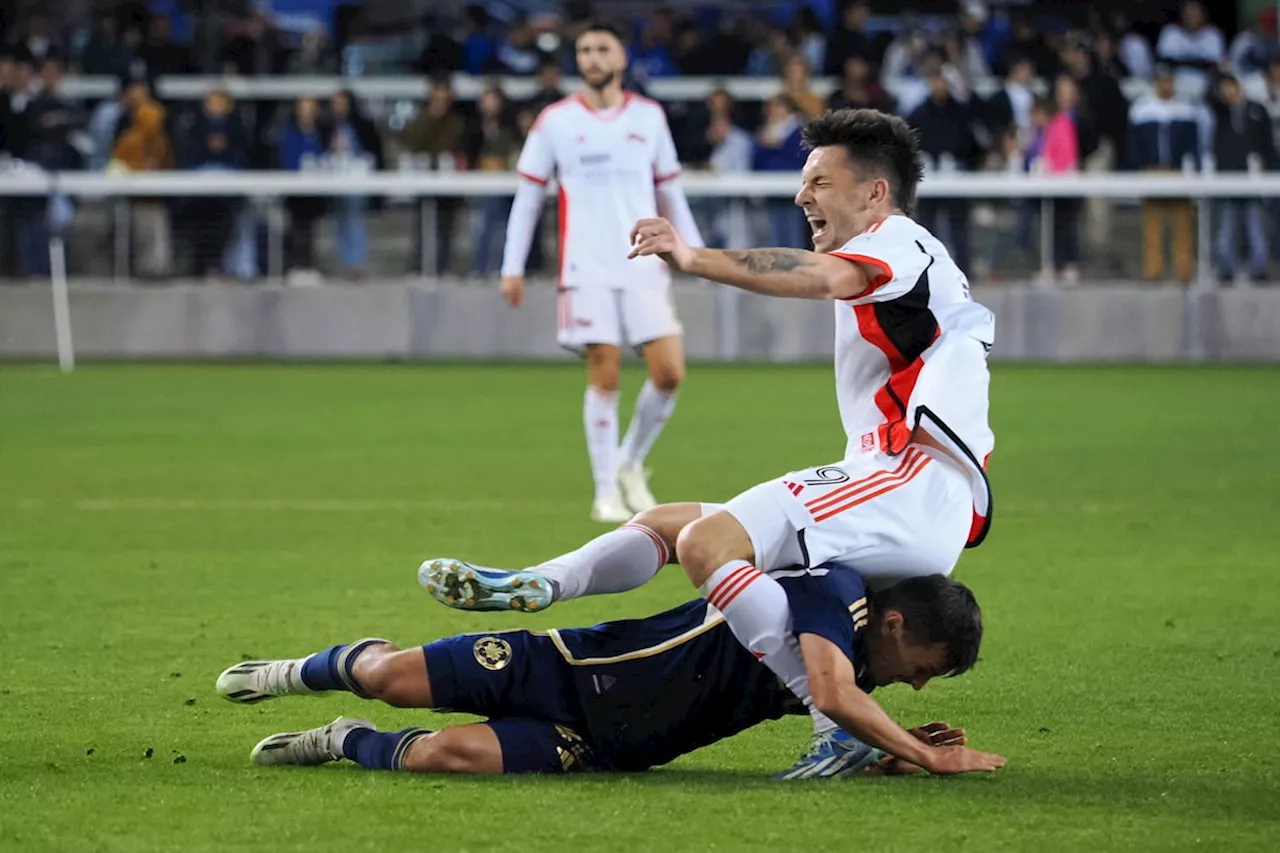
[217,569,1003,778]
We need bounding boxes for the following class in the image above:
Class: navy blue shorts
[423,631,598,773]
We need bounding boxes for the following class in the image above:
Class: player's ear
[881,609,905,638]
[871,177,891,207]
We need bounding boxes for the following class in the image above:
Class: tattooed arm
[628,217,868,300]
[688,248,868,300]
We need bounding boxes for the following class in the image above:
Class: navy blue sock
[342,727,432,771]
[298,638,388,695]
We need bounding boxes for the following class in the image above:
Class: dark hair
[578,21,625,45]
[801,108,925,215]
[873,575,983,677]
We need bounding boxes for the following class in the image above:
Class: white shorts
[704,446,972,590]
[556,284,682,353]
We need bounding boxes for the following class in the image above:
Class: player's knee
[351,646,413,706]
[632,503,696,560]
[586,349,621,393]
[402,730,487,774]
[650,363,684,394]
[675,519,718,578]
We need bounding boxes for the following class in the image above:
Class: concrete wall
[2,279,1279,362]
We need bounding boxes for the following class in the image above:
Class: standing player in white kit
[499,23,704,523]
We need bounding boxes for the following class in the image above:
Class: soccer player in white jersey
[499,23,705,523]
[426,109,997,775]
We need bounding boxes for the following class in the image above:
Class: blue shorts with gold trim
[423,632,598,773]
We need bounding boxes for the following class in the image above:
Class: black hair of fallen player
[872,574,982,677]
[578,21,626,46]
[801,108,926,217]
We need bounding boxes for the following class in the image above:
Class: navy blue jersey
[552,565,871,771]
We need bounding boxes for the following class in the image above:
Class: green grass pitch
[1,363,1277,852]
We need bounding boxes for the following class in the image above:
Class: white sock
[537,524,670,600]
[619,380,677,469]
[583,387,619,501]
[700,562,830,734]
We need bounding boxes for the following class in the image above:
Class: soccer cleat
[217,658,315,704]
[616,464,657,513]
[419,557,555,613]
[591,488,634,524]
[250,716,372,767]
[772,730,888,780]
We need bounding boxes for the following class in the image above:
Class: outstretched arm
[689,247,866,299]
[629,217,867,300]
[799,633,1005,775]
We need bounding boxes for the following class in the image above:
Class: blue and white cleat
[250,716,372,767]
[773,730,889,780]
[418,558,556,613]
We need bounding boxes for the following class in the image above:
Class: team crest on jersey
[473,636,512,670]
[627,132,647,144]
[861,432,876,452]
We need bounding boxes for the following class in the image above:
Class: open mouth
[807,217,828,240]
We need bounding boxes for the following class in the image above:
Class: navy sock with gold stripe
[342,727,433,771]
[298,638,388,695]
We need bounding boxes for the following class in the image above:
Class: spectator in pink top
[1038,75,1083,283]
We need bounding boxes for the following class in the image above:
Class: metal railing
[1,168,1274,285]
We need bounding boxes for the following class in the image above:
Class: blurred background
[2,0,1279,361]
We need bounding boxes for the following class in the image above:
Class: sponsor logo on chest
[572,126,650,179]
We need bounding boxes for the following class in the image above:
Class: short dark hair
[873,575,983,678]
[801,108,925,215]
[578,21,625,45]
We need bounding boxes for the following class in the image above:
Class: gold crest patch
[473,636,513,671]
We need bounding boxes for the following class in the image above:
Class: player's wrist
[684,246,710,276]
[894,738,936,770]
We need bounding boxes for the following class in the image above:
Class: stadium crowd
[2,1,1280,285]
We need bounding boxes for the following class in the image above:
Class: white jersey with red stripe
[515,92,681,290]
[830,214,996,546]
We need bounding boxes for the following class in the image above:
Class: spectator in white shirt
[1156,1,1224,93]
[1109,13,1155,80]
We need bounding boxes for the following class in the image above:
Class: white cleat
[250,716,373,767]
[591,488,634,524]
[616,463,657,512]
[216,658,314,704]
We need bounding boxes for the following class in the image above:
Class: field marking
[4,497,576,513]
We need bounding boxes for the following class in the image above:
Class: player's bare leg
[218,640,436,706]
[221,641,493,772]
[584,344,630,523]
[618,335,684,512]
[399,725,505,773]
[421,502,699,612]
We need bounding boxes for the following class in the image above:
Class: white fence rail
[1,169,1274,286]
[59,73,1167,103]
[1,170,1277,198]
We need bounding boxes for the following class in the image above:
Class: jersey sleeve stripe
[518,170,549,186]
[829,252,894,295]
[531,97,575,132]
[654,169,681,184]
